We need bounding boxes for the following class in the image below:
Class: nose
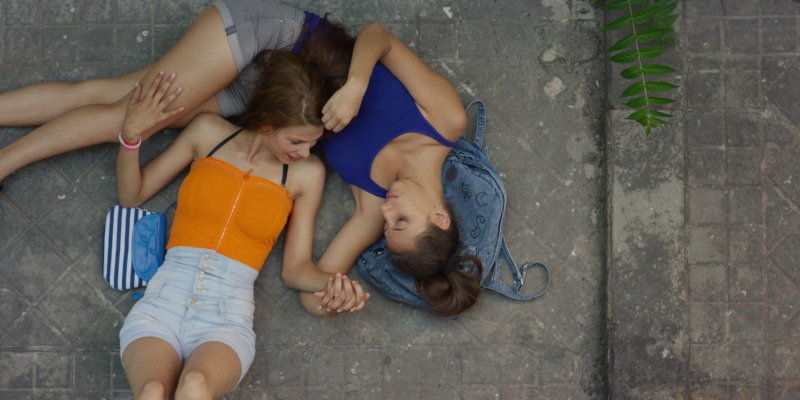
[299,145,311,158]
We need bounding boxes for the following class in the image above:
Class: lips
[386,192,397,199]
[287,154,300,162]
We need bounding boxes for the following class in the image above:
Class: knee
[175,371,212,400]
[139,380,168,400]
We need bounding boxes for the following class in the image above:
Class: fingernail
[170,72,176,78]
[159,70,164,75]
[177,86,183,91]
[179,107,185,111]
[326,308,331,312]
[350,309,355,312]
[318,305,322,310]
[135,82,139,87]
[337,309,342,313]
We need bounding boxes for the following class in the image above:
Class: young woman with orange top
[114,52,366,400]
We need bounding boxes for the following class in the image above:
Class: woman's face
[381,179,443,252]
[267,124,324,164]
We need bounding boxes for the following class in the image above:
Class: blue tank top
[322,63,456,198]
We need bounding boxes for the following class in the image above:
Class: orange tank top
[166,157,293,271]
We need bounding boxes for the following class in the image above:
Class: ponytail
[390,203,484,317]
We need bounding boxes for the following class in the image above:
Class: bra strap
[281,164,288,188]
[206,128,244,158]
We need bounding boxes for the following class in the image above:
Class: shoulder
[182,113,242,153]
[288,155,325,198]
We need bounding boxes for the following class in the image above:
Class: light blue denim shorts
[119,246,259,383]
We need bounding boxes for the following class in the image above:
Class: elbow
[280,268,299,290]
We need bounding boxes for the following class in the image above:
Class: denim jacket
[357,101,550,313]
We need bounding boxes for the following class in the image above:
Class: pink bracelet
[118,131,141,151]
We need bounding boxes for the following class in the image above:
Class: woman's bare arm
[116,73,193,208]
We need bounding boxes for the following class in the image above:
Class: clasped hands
[315,273,370,313]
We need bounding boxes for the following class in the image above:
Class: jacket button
[204,254,210,260]
[196,285,203,291]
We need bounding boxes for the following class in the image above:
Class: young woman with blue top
[0,0,353,188]
[307,23,483,318]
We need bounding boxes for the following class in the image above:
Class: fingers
[153,72,177,102]
[351,283,369,312]
[340,280,361,312]
[336,276,355,313]
[129,82,142,105]
[145,71,165,100]
[318,276,335,310]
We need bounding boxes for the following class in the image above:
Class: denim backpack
[357,100,550,313]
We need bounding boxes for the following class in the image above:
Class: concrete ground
[0,0,606,399]
[607,0,800,399]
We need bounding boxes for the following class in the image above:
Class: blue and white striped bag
[102,202,174,291]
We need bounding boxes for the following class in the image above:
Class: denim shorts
[119,246,259,383]
[211,0,305,117]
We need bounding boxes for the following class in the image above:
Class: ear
[431,206,451,230]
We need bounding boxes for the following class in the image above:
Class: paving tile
[0,199,28,254]
[764,18,799,53]
[116,0,152,23]
[730,385,767,400]
[75,310,125,349]
[690,384,729,399]
[0,277,29,336]
[79,26,114,62]
[687,73,723,108]
[73,243,127,304]
[0,232,67,302]
[690,344,727,381]
[80,0,113,23]
[111,354,129,390]
[42,0,78,24]
[775,381,800,399]
[1,309,69,347]
[724,0,760,15]
[766,65,800,125]
[265,349,305,386]
[115,25,152,62]
[2,160,69,220]
[729,188,763,224]
[4,0,39,25]
[724,19,761,54]
[153,0,206,24]
[686,0,723,16]
[688,188,726,224]
[761,0,800,15]
[37,191,104,262]
[726,111,761,148]
[726,149,761,186]
[774,345,800,379]
[767,261,800,305]
[689,265,726,302]
[687,110,724,147]
[76,150,119,212]
[730,227,764,263]
[770,302,800,343]
[38,270,113,343]
[724,71,761,109]
[75,352,111,392]
[770,230,800,282]
[727,342,765,381]
[0,353,35,388]
[730,265,765,301]
[41,28,79,64]
[689,302,725,343]
[765,188,799,249]
[687,18,721,53]
[687,226,727,263]
[341,348,382,387]
[458,21,499,58]
[36,353,71,389]
[3,28,39,64]
[728,302,764,341]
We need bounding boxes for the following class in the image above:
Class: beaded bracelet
[118,131,142,151]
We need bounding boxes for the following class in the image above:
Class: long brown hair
[390,203,483,317]
[299,15,356,90]
[238,50,333,132]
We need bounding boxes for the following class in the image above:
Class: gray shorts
[119,246,260,384]
[212,0,306,117]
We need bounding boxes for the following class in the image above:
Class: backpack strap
[482,238,550,300]
[465,100,487,147]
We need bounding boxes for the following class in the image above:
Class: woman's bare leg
[0,4,237,181]
[122,337,183,400]
[0,67,149,127]
[174,342,242,400]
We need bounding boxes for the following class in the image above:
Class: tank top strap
[281,164,288,188]
[206,128,245,158]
